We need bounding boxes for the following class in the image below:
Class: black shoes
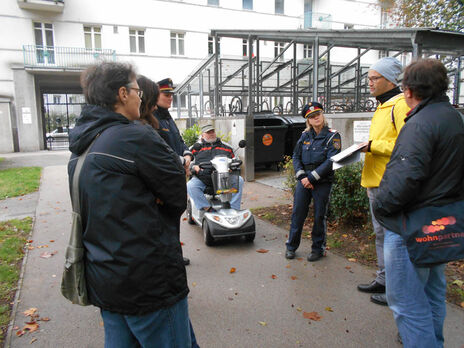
[307,251,324,262]
[371,293,388,306]
[357,280,385,293]
[285,250,296,259]
[183,257,190,266]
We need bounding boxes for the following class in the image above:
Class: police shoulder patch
[333,138,341,150]
[329,128,338,133]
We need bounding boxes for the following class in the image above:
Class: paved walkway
[2,154,463,347]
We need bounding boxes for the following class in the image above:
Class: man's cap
[301,102,324,119]
[369,57,403,85]
[158,78,174,93]
[201,124,215,133]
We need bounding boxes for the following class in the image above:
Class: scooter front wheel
[186,199,195,225]
[203,220,215,246]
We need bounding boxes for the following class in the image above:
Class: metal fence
[23,45,116,69]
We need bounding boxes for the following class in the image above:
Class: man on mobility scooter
[186,124,255,245]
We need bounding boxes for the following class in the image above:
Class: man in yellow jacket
[357,57,410,306]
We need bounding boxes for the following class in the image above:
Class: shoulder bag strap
[71,135,100,214]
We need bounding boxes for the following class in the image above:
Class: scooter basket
[212,171,239,195]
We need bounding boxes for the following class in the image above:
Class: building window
[303,44,312,59]
[53,95,61,104]
[304,0,313,28]
[84,26,102,50]
[275,0,284,14]
[242,39,254,57]
[208,0,219,5]
[243,0,253,10]
[171,32,185,56]
[274,42,285,61]
[113,26,118,34]
[208,36,220,55]
[173,94,186,108]
[344,24,354,30]
[129,29,145,53]
[34,22,55,64]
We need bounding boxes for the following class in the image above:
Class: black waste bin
[253,113,288,166]
[282,115,306,156]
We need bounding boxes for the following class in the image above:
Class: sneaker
[307,251,324,262]
[285,250,296,259]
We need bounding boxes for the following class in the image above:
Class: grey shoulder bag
[61,136,98,306]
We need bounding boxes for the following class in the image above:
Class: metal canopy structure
[174,28,464,119]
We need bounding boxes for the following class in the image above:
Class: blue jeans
[187,176,244,210]
[384,229,446,348]
[101,297,198,348]
[287,181,332,253]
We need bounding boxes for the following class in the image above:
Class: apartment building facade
[0,0,381,152]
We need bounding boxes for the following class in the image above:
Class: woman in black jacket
[68,62,193,347]
[373,59,464,348]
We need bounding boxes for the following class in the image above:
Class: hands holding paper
[359,141,369,153]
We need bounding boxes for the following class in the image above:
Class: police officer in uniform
[154,78,193,266]
[285,102,341,262]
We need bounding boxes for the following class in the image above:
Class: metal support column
[325,48,331,110]
[412,42,422,60]
[199,72,204,118]
[187,85,192,127]
[312,36,319,101]
[292,42,298,114]
[214,34,220,116]
[245,35,255,181]
[453,57,462,106]
[255,39,260,111]
[355,47,362,111]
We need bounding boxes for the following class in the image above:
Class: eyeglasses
[366,76,384,83]
[126,85,143,98]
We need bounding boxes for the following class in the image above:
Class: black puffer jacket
[373,95,464,224]
[68,105,188,315]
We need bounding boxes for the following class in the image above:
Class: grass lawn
[0,158,4,163]
[0,167,42,200]
[0,218,33,345]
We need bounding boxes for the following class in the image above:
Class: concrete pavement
[2,155,464,347]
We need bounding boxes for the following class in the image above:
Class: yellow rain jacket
[361,93,410,188]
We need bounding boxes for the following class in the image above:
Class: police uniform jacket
[293,126,341,184]
[68,105,188,315]
[191,138,234,187]
[373,95,464,222]
[154,107,193,162]
[361,91,409,188]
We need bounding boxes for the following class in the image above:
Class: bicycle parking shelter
[174,28,464,181]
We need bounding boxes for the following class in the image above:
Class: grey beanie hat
[369,57,403,85]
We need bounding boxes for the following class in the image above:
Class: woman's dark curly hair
[137,75,160,129]
[402,59,449,100]
[81,62,136,110]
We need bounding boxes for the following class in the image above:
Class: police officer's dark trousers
[286,180,332,253]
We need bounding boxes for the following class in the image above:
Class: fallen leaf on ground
[296,257,304,261]
[325,307,333,312]
[40,251,57,259]
[49,240,55,243]
[303,312,322,321]
[291,276,298,280]
[182,218,187,221]
[40,317,50,321]
[285,265,291,269]
[27,246,35,250]
[30,338,37,344]
[23,322,39,332]
[180,242,185,246]
[229,267,236,274]
[37,245,49,249]
[345,266,351,270]
[461,302,464,308]
[27,240,33,243]
[296,307,302,312]
[23,308,37,317]
[256,249,269,253]
[451,279,463,287]
[258,321,267,326]
[192,282,197,287]
[342,234,348,238]
[271,274,277,279]
[16,330,24,337]
[348,258,357,262]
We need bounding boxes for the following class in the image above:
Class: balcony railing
[17,0,64,13]
[23,45,116,70]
